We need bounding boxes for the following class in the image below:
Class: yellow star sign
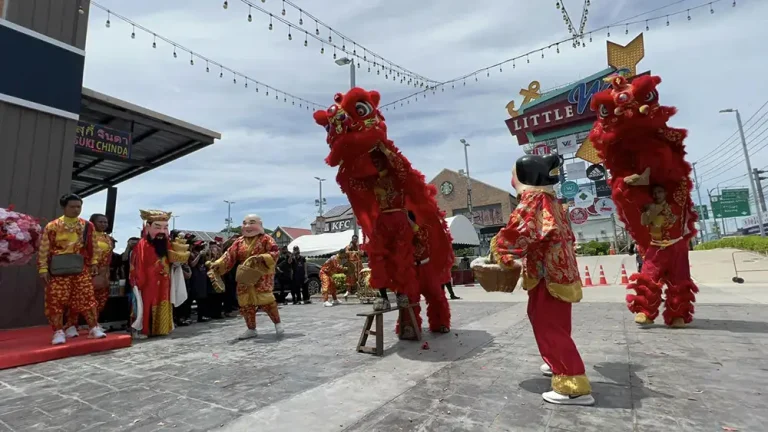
[607,33,645,76]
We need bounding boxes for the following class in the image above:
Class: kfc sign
[324,218,354,233]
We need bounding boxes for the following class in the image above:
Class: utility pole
[335,57,355,89]
[720,108,765,236]
[459,139,473,216]
[691,163,709,242]
[753,168,767,212]
[223,200,235,236]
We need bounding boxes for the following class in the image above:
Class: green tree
[220,226,272,235]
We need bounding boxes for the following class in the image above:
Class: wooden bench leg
[407,305,422,341]
[357,315,374,353]
[375,314,384,356]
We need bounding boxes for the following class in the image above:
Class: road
[0,249,766,431]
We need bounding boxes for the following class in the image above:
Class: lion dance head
[590,74,678,139]
[313,87,388,177]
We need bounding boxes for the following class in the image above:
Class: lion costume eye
[355,101,373,117]
[599,104,610,118]
[644,90,658,103]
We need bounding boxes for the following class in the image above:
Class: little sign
[75,122,132,159]
[561,181,579,199]
[594,180,612,198]
[586,164,606,181]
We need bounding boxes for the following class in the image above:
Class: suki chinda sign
[75,122,132,159]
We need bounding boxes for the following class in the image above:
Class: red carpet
[0,326,132,370]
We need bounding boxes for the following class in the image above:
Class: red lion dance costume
[313,88,453,339]
[589,74,698,328]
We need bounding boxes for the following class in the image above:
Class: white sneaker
[52,330,66,345]
[238,329,258,340]
[88,326,107,339]
[542,390,595,406]
[324,301,334,307]
[132,330,147,340]
[275,323,284,336]
[540,364,553,377]
[343,292,349,299]
[64,326,79,338]
[332,299,342,305]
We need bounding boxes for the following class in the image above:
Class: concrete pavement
[0,282,766,431]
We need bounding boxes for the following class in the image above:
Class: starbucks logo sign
[440,181,454,196]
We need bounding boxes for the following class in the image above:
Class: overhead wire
[694,99,768,168]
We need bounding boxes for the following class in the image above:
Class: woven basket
[168,249,190,264]
[473,261,522,293]
[208,270,226,293]
[236,255,267,285]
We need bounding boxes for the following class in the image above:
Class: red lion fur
[589,74,697,250]
[313,87,454,280]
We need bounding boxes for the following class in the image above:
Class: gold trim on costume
[551,374,592,396]
[523,275,583,303]
[259,253,276,273]
[489,235,517,269]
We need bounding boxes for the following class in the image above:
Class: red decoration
[0,206,43,267]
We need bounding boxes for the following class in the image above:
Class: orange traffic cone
[583,266,593,287]
[620,264,629,284]
[598,265,608,285]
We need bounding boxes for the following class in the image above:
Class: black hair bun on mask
[514,155,560,187]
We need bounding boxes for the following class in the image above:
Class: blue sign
[567,68,630,115]
[561,181,579,199]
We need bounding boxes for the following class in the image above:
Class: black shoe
[303,300,312,305]
[450,296,461,300]
[197,317,211,323]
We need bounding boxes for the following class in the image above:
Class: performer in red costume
[396,211,451,337]
[488,155,593,406]
[312,88,453,337]
[589,73,698,328]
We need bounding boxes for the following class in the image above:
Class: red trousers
[45,270,98,331]
[626,240,698,325]
[366,212,417,297]
[528,280,591,396]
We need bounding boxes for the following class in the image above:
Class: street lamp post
[459,139,473,215]
[223,200,235,236]
[171,215,180,230]
[335,57,359,238]
[720,108,765,236]
[335,57,355,89]
[314,177,326,217]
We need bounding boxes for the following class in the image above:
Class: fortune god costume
[589,74,698,327]
[130,210,182,338]
[320,252,348,306]
[208,215,283,340]
[491,155,594,406]
[313,88,453,327]
[37,216,105,344]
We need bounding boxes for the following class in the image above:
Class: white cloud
[79,0,768,246]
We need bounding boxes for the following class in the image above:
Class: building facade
[311,205,356,235]
[273,226,312,248]
[429,169,517,254]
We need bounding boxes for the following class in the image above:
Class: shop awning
[446,215,480,246]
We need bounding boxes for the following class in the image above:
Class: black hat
[514,155,560,187]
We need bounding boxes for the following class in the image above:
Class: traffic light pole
[692,163,709,242]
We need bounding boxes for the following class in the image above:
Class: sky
[78,0,768,249]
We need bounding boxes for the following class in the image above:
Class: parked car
[273,261,322,302]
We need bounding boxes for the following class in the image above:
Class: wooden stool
[356,304,422,356]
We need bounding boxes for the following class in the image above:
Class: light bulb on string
[245,80,248,88]
[357,62,360,68]
[288,28,292,41]
[541,50,544,59]
[646,20,649,31]
[526,55,530,64]
[266,90,269,96]
[607,27,611,37]
[556,43,560,53]
[320,44,324,54]
[368,66,371,73]
[513,59,516,69]
[499,66,503,72]
[220,66,223,78]
[189,53,194,66]
[315,21,319,36]
[463,79,466,86]
[106,11,110,28]
[342,40,346,51]
[276,94,279,100]
[173,47,177,58]
[333,47,336,59]
[353,44,357,56]
[269,15,273,30]
[152,34,157,48]
[248,6,252,22]
[625,24,628,34]
[206,61,210,73]
[282,0,286,15]
[304,32,308,47]
[666,16,670,26]
[233,73,237,84]
[486,70,490,77]
[223,1,228,9]
[256,85,259,93]
[733,0,736,6]
[328,29,333,43]
[556,1,561,9]
[377,69,380,75]
[710,3,714,13]
[589,32,592,42]
[131,25,135,39]
[299,10,304,25]
[687,9,691,20]
[474,74,478,82]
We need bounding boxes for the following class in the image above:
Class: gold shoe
[634,313,654,325]
[669,317,686,328]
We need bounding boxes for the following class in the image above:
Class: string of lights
[379,0,736,111]
[224,0,439,88]
[89,1,325,111]
[556,0,592,47]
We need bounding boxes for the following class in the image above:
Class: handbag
[49,222,89,276]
